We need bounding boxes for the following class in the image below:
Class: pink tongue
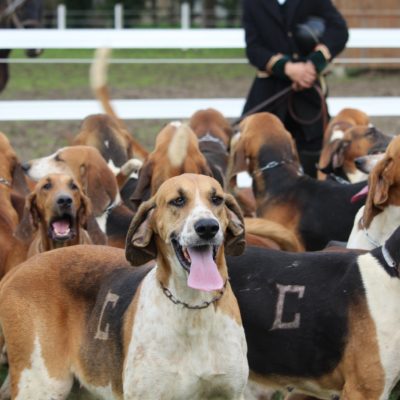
[351,185,369,203]
[52,220,70,236]
[187,247,223,292]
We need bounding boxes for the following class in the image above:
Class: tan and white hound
[15,173,106,257]
[0,173,248,399]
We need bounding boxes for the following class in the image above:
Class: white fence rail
[0,97,399,121]
[1,28,400,49]
[1,28,399,121]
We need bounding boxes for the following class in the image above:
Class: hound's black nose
[21,162,31,172]
[194,219,219,240]
[56,194,73,209]
[354,157,363,168]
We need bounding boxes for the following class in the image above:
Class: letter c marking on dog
[270,284,305,330]
[95,290,120,340]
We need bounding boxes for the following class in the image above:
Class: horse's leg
[0,49,11,93]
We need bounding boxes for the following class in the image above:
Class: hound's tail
[244,217,304,252]
[90,48,149,159]
[168,123,191,168]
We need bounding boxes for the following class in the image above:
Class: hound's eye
[211,195,223,206]
[42,182,52,190]
[54,154,64,162]
[70,182,78,190]
[169,196,186,207]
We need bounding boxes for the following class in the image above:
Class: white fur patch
[170,121,182,128]
[358,253,400,397]
[27,149,71,181]
[168,124,190,168]
[347,205,400,250]
[16,337,72,400]
[236,171,253,188]
[329,129,345,142]
[123,269,248,399]
[180,189,223,248]
[107,159,121,175]
[346,169,368,184]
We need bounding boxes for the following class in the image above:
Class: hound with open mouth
[0,173,248,399]
[15,173,105,257]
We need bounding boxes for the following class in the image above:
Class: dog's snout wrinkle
[194,218,220,240]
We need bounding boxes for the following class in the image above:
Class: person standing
[242,0,349,176]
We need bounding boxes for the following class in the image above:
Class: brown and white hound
[0,174,248,399]
[230,112,367,251]
[21,145,120,225]
[130,121,212,207]
[0,132,30,278]
[318,125,391,183]
[347,135,400,250]
[15,173,106,258]
[317,107,390,182]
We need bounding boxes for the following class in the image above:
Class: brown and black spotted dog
[15,173,106,258]
[230,112,367,251]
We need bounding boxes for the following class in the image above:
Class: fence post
[57,4,66,30]
[114,4,123,29]
[181,2,190,29]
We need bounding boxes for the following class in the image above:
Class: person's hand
[285,61,316,90]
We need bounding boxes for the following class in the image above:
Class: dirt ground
[1,66,399,162]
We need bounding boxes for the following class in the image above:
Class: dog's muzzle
[171,218,224,292]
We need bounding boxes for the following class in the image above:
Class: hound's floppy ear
[14,192,39,243]
[230,137,248,178]
[130,160,153,209]
[318,139,350,174]
[363,157,393,227]
[126,198,157,266]
[224,193,245,256]
[12,161,29,196]
[78,191,107,245]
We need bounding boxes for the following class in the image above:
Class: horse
[0,0,43,93]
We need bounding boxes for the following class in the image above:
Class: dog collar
[327,173,350,185]
[382,242,397,269]
[361,217,381,248]
[160,280,227,310]
[0,177,11,187]
[256,160,303,176]
[198,133,227,152]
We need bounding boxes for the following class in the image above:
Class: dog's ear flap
[12,161,29,196]
[230,138,248,177]
[318,140,350,175]
[126,198,157,266]
[363,157,393,227]
[14,192,38,243]
[130,160,153,209]
[224,193,245,256]
[78,191,107,245]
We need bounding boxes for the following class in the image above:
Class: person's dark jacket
[242,0,349,144]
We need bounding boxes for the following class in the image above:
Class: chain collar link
[160,280,227,310]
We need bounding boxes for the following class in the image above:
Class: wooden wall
[333,0,400,67]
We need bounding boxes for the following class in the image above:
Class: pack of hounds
[0,48,399,400]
